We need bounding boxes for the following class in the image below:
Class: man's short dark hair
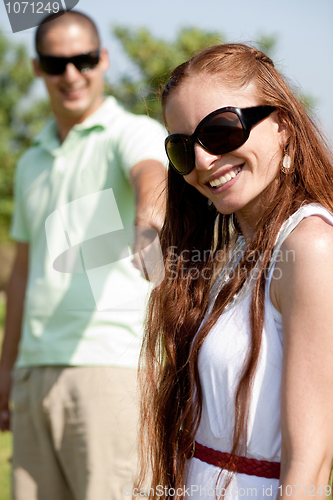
[35,10,100,54]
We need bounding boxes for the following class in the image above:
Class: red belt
[193,441,280,479]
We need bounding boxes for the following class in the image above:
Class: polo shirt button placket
[54,157,66,171]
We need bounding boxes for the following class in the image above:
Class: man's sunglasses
[165,105,276,175]
[37,49,100,75]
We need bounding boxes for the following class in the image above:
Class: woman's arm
[271,215,333,499]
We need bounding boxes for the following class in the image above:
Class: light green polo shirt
[11,96,167,368]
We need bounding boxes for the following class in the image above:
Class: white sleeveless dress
[184,204,333,499]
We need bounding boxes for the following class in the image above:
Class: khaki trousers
[11,366,139,500]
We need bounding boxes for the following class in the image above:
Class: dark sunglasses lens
[39,56,66,75]
[74,52,100,72]
[198,112,246,154]
[38,51,100,75]
[166,137,194,175]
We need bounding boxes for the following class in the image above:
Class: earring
[207,198,214,208]
[281,154,292,174]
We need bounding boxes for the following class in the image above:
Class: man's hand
[130,225,164,285]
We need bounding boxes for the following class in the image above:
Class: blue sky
[1,0,332,144]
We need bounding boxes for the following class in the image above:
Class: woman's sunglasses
[37,49,100,75]
[165,105,276,175]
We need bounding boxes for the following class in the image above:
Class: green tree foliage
[106,27,224,120]
[107,27,314,121]
[0,31,32,241]
[106,27,284,120]
[0,31,51,242]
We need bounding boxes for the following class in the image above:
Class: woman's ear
[276,111,291,148]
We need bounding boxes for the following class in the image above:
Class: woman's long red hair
[137,44,333,498]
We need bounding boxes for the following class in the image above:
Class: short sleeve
[115,114,168,177]
[10,158,30,242]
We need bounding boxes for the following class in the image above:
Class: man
[0,10,166,500]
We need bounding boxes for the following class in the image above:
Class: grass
[0,293,12,500]
[0,433,11,500]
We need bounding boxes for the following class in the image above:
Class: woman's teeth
[209,166,242,188]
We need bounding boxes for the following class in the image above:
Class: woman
[138,44,333,499]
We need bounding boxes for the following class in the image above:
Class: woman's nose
[193,142,219,171]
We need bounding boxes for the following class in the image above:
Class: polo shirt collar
[33,96,118,154]
[33,120,61,153]
[72,96,118,131]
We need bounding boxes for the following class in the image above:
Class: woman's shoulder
[270,211,333,313]
[281,212,333,255]
[272,204,333,257]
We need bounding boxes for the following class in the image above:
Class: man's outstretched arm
[129,159,167,280]
[130,159,167,232]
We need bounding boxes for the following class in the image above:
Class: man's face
[33,22,109,122]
